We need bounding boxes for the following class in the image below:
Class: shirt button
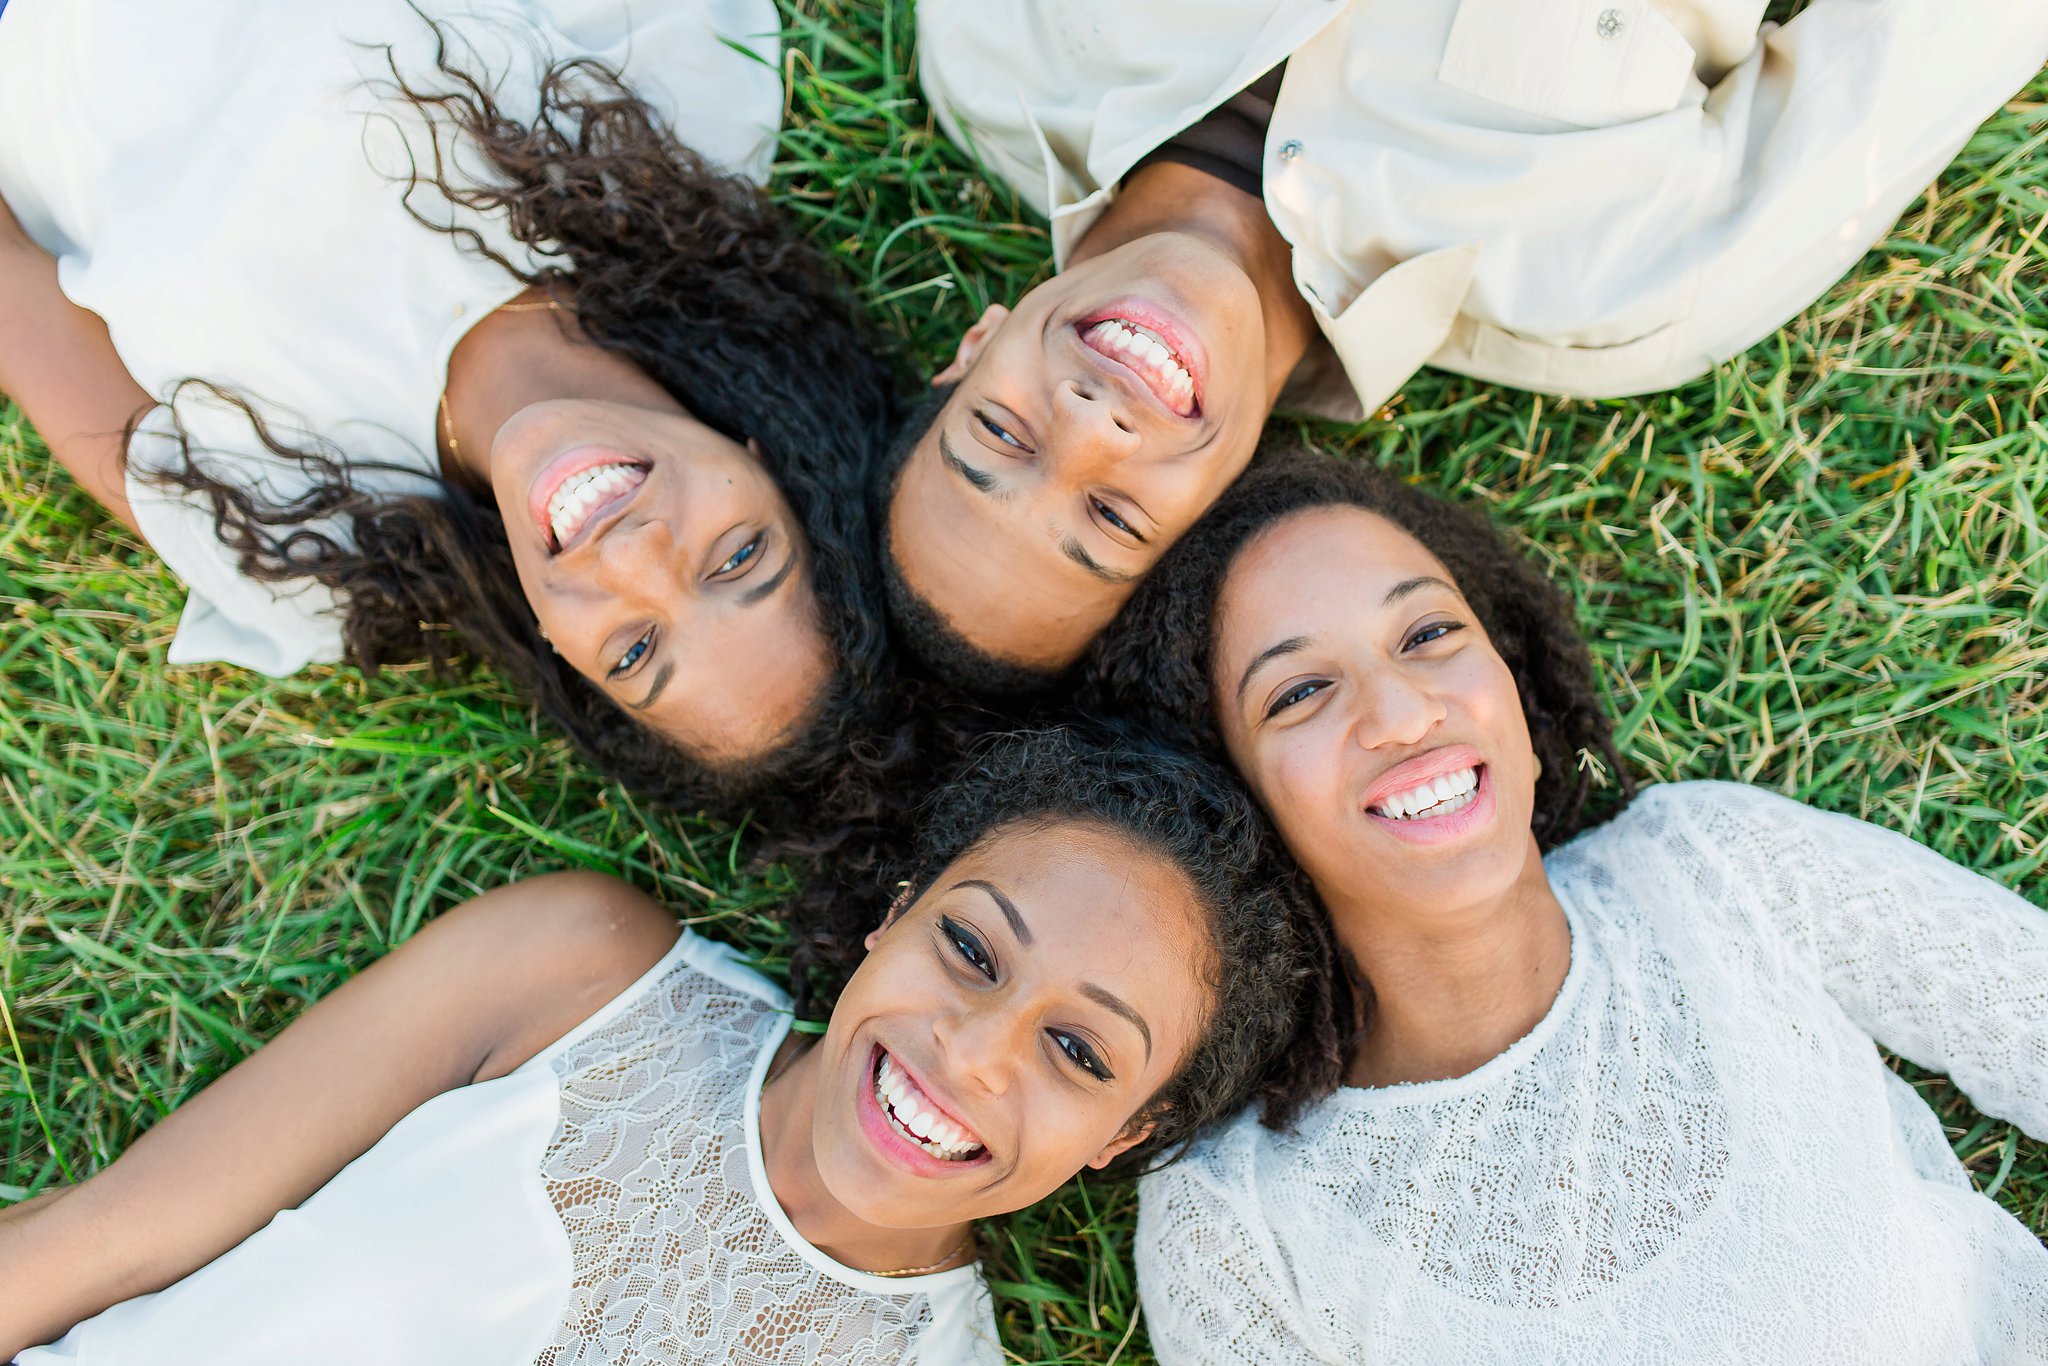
[1277,139,1303,162]
[1595,8,1625,37]
[452,302,468,317]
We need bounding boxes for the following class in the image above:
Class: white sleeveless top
[0,0,781,674]
[19,928,1003,1364]
[1139,782,2048,1364]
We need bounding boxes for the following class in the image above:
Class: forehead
[1219,505,1452,642]
[942,820,1213,1010]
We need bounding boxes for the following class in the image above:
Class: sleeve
[1665,0,2048,376]
[1136,1161,1331,1365]
[1684,783,2048,1139]
[123,405,348,677]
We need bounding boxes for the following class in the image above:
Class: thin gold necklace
[438,296,565,463]
[867,1228,975,1279]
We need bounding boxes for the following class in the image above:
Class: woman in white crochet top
[0,728,1329,1363]
[1085,451,2048,1363]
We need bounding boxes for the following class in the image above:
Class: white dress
[0,0,781,674]
[1139,782,2048,1364]
[18,928,1003,1364]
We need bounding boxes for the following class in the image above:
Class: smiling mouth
[544,460,648,552]
[1079,317,1200,417]
[1369,764,1483,822]
[874,1049,985,1162]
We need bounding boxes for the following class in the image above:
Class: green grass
[3,3,2044,1359]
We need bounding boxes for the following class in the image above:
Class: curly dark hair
[786,724,1349,1172]
[130,19,899,816]
[1083,444,1633,851]
[866,382,1067,697]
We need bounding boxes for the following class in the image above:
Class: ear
[1084,1116,1157,1172]
[933,304,1011,386]
[863,881,917,953]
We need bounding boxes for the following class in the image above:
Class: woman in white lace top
[1086,452,2048,1363]
[0,729,1328,1363]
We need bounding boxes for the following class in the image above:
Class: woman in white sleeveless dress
[0,0,898,816]
[0,727,1333,1362]
[1086,452,2048,1362]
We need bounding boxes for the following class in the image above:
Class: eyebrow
[739,549,800,606]
[1385,574,1458,605]
[629,660,675,712]
[956,878,1155,1062]
[938,433,1004,498]
[1234,634,1311,705]
[1059,536,1137,585]
[954,879,1031,945]
[1082,982,1153,1062]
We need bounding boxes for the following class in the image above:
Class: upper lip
[1360,744,1486,814]
[879,1044,986,1152]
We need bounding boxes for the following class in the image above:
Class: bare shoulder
[422,872,683,1079]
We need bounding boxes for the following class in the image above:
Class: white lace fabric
[1139,782,2048,1364]
[531,937,996,1365]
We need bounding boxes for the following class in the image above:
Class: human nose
[1349,668,1447,752]
[933,999,1025,1100]
[593,515,681,595]
[1046,378,1142,482]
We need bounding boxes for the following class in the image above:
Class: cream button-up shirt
[918,0,2048,420]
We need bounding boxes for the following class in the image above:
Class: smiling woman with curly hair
[0,727,1337,1363]
[1082,446,2048,1363]
[0,0,898,816]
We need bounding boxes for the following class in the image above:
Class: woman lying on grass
[0,727,1336,1363]
[1086,452,2048,1362]
[0,0,895,814]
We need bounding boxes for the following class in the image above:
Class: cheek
[1251,724,1353,854]
[1466,654,1535,760]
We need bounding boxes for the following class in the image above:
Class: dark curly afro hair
[785,724,1349,1172]
[1082,443,1633,853]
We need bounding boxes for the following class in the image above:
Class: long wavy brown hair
[133,17,901,819]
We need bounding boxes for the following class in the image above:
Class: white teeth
[1083,318,1197,415]
[1371,766,1480,822]
[875,1053,984,1161]
[546,462,644,548]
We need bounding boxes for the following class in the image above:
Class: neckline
[743,1019,983,1294]
[1332,880,1587,1109]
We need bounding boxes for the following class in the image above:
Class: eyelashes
[716,534,763,576]
[942,915,995,980]
[610,626,654,678]
[1260,620,1468,718]
[936,915,1114,1083]
[977,411,1025,449]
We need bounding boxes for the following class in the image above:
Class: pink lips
[526,445,648,553]
[857,1044,990,1180]
[1077,298,1206,418]
[1361,745,1494,847]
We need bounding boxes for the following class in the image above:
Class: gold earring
[1532,752,1545,782]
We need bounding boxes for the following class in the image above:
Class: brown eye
[942,916,996,981]
[1405,621,1464,650]
[1267,680,1329,718]
[1051,1030,1113,1082]
[977,412,1025,449]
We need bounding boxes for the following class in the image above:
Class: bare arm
[0,871,679,1356]
[0,192,150,534]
